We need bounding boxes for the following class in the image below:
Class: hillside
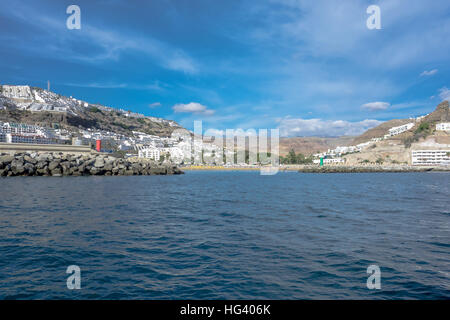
[279,136,355,156]
[352,118,413,145]
[343,101,450,165]
[0,85,182,137]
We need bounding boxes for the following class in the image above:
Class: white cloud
[420,69,438,77]
[203,128,225,137]
[439,87,450,101]
[361,102,390,111]
[172,102,215,116]
[277,117,382,137]
[149,102,162,108]
[62,82,128,89]
[62,81,166,91]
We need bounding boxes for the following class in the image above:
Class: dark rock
[36,167,49,176]
[48,161,60,171]
[0,155,15,164]
[36,161,47,169]
[24,163,35,175]
[0,152,183,177]
[51,168,62,176]
[94,158,105,168]
[24,155,37,164]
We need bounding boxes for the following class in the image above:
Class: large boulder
[60,161,71,170]
[36,161,47,169]
[36,153,50,162]
[0,155,15,165]
[36,167,49,176]
[11,162,25,175]
[24,163,35,175]
[51,168,62,176]
[24,155,37,164]
[149,166,167,175]
[48,161,60,171]
[94,158,105,168]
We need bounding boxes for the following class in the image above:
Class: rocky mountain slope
[343,101,450,165]
[0,85,183,137]
[351,118,413,145]
[279,136,355,156]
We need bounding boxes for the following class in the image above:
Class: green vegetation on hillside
[415,122,430,134]
[89,106,101,113]
[403,121,432,148]
[280,149,313,164]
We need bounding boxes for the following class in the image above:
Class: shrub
[415,122,430,134]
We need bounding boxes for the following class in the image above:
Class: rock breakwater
[297,165,448,173]
[0,152,184,177]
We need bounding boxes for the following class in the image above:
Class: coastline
[297,165,450,173]
[182,164,450,173]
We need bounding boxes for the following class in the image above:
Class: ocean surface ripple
[0,171,449,299]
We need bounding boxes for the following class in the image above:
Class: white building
[138,147,160,161]
[324,158,345,164]
[313,158,345,165]
[1,85,33,102]
[388,123,414,136]
[436,123,450,131]
[411,150,450,166]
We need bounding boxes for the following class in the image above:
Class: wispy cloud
[277,117,382,137]
[173,102,215,116]
[361,102,390,111]
[0,2,198,73]
[149,102,162,108]
[420,69,438,77]
[62,81,166,91]
[439,87,450,101]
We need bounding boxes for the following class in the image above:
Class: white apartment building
[436,123,450,131]
[324,158,345,164]
[138,147,161,161]
[313,158,345,165]
[388,123,414,136]
[411,150,450,166]
[1,85,33,102]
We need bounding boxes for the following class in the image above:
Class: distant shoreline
[182,165,450,173]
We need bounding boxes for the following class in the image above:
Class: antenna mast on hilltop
[47,80,50,91]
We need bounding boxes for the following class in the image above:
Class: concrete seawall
[0,142,92,154]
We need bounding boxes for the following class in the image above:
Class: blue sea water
[0,171,449,299]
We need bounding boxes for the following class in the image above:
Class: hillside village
[1,85,449,166]
[0,85,230,164]
[313,101,450,166]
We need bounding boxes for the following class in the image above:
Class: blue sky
[0,0,449,136]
